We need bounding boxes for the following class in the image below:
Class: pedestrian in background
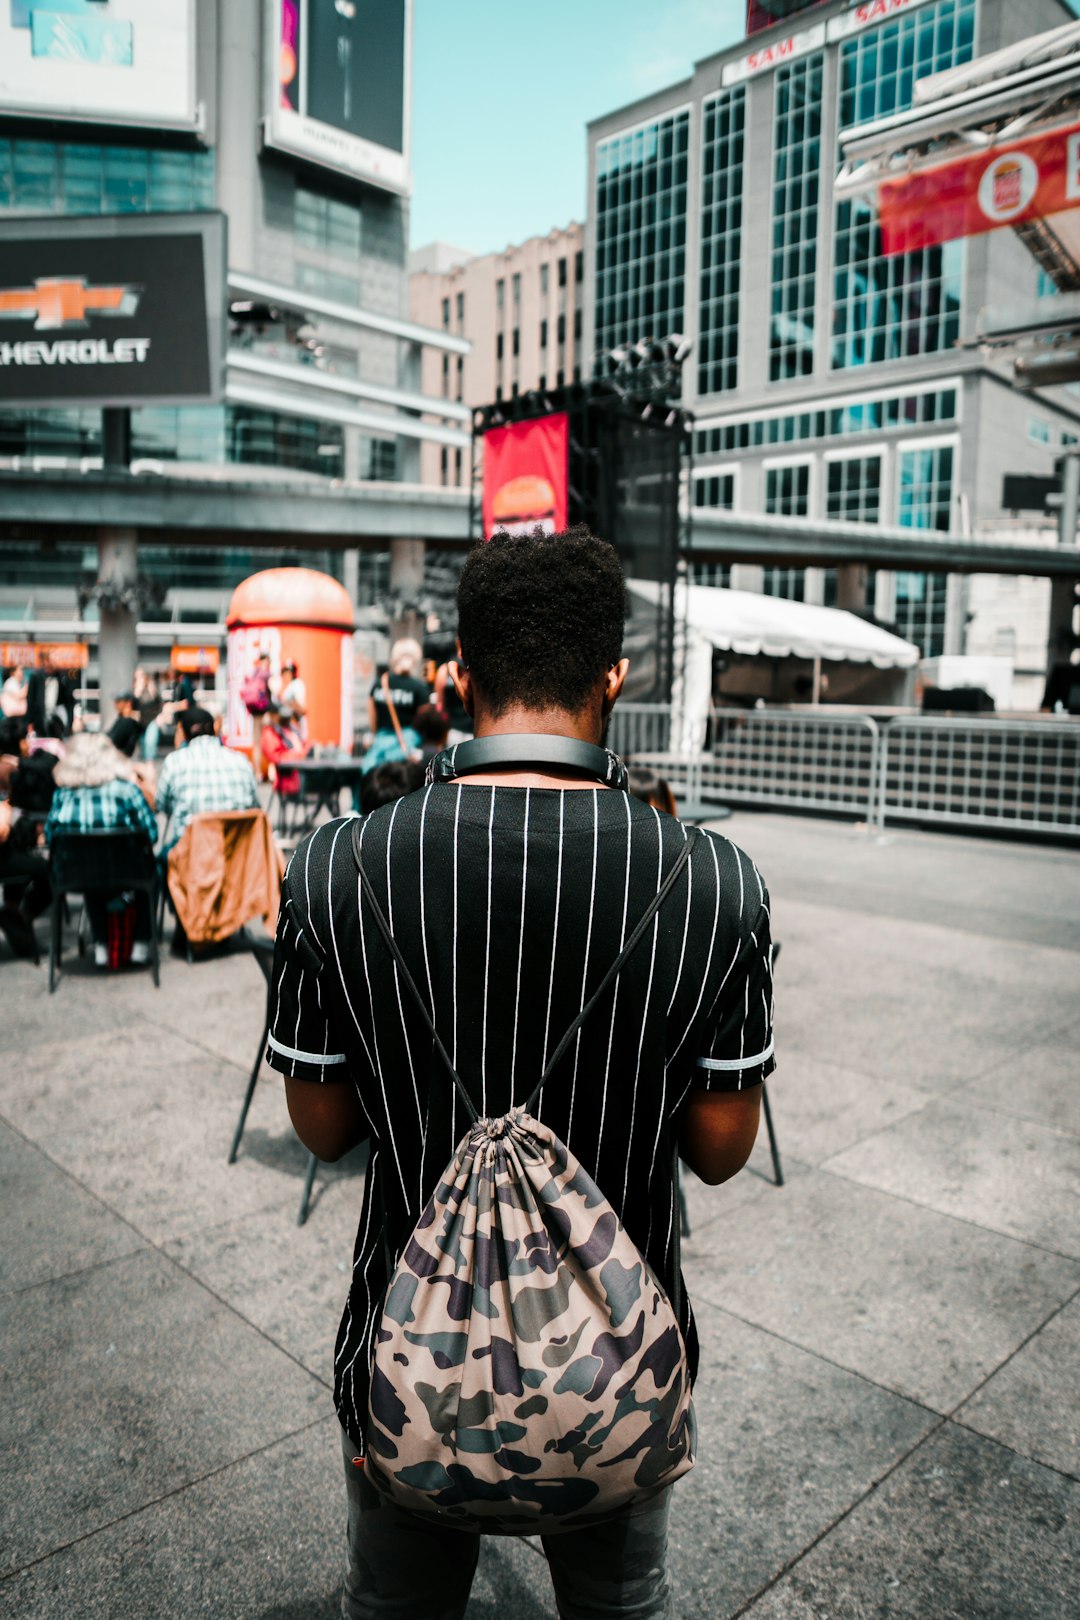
[362,637,429,771]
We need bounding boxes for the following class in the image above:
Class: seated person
[260,703,310,798]
[156,706,259,854]
[414,703,450,764]
[107,692,142,759]
[45,732,158,968]
[0,718,52,959]
[359,759,425,815]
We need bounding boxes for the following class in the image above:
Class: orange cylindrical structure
[225,567,355,753]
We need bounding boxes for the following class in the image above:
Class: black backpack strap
[524,829,697,1113]
[351,815,698,1124]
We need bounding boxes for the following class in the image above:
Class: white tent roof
[631,582,920,669]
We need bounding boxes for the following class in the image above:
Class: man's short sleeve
[695,895,775,1092]
[264,877,349,1083]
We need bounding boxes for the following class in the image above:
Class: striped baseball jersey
[265,782,775,1452]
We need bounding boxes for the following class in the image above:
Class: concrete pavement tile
[0,1120,143,1296]
[4,1038,317,1244]
[758,1057,930,1168]
[739,1422,1080,1620]
[0,1247,328,1573]
[685,1168,1080,1410]
[145,949,272,1070]
[958,1020,1080,1138]
[1,1416,557,1620]
[666,1305,935,1618]
[956,1295,1080,1479]
[1,1022,212,1129]
[773,897,1078,1089]
[0,958,153,1052]
[822,1098,1080,1258]
[162,1147,368,1379]
[680,1146,806,1244]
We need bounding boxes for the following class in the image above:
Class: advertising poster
[267,0,411,194]
[0,212,226,409]
[878,123,1080,254]
[481,414,569,541]
[0,0,197,129]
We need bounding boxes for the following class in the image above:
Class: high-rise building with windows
[409,224,584,489]
[585,0,1079,669]
[0,0,467,623]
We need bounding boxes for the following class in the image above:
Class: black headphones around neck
[427,735,629,790]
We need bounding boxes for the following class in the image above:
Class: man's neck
[461,705,607,790]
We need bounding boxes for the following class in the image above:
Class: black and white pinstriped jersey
[265,783,775,1452]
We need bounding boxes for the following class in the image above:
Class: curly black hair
[456,527,626,716]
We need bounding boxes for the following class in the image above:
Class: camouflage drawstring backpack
[352,818,698,1536]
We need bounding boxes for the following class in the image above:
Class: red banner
[481,413,569,541]
[878,123,1080,256]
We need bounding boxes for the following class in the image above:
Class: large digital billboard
[482,415,569,541]
[0,1,197,130]
[0,212,227,410]
[265,0,411,195]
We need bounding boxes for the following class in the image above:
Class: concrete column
[835,564,868,613]
[389,537,425,645]
[342,547,360,609]
[96,528,139,723]
[1046,576,1080,679]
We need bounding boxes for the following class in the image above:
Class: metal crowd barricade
[875,717,1080,838]
[610,704,881,824]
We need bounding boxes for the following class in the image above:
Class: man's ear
[447,657,475,719]
[602,658,630,717]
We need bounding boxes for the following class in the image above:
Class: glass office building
[587,0,1079,662]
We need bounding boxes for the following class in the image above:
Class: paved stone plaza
[2,811,1078,1618]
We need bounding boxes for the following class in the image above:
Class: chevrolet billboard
[0,212,226,409]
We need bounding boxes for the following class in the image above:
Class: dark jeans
[84,891,152,945]
[339,1428,673,1620]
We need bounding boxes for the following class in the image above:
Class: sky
[409,0,747,257]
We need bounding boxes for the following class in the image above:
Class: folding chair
[48,828,160,992]
[229,931,319,1226]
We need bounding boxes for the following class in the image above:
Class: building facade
[409,223,584,488]
[585,0,1080,684]
[0,0,468,624]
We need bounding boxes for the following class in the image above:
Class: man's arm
[679,1086,761,1185]
[283,1075,369,1162]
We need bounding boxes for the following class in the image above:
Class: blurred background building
[585,0,1080,700]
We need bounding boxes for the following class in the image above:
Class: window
[540,263,549,297]
[496,332,504,361]
[833,0,973,372]
[595,111,690,358]
[995,626,1017,658]
[694,384,958,457]
[839,0,976,130]
[455,291,465,331]
[574,250,583,283]
[441,353,450,397]
[1028,417,1052,446]
[895,441,955,656]
[0,138,215,216]
[454,448,463,485]
[229,407,344,479]
[441,297,451,330]
[296,262,359,304]
[455,355,464,402]
[294,185,362,256]
[824,454,881,608]
[512,272,521,317]
[763,463,810,600]
[574,308,582,340]
[771,55,823,381]
[558,257,567,288]
[693,473,735,509]
[557,313,566,344]
[512,328,520,357]
[496,278,505,315]
[698,88,745,396]
[540,318,548,349]
[440,447,448,485]
[363,437,399,482]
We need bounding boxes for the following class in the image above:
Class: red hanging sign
[877,122,1080,255]
[481,413,569,541]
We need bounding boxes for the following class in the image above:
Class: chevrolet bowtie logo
[0,277,142,331]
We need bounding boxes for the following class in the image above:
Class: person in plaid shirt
[45,732,159,968]
[156,707,258,852]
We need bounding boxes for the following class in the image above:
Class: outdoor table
[286,755,367,836]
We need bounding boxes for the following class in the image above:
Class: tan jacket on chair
[167,808,284,946]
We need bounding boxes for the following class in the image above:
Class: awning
[630,581,920,669]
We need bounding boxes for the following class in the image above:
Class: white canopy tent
[628,582,920,752]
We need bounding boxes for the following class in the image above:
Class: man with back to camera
[265,528,774,1619]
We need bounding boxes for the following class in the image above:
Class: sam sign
[481,414,569,541]
[0,213,226,409]
[878,122,1080,254]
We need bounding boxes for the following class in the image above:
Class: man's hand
[284,1074,370,1162]
[679,1085,762,1186]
